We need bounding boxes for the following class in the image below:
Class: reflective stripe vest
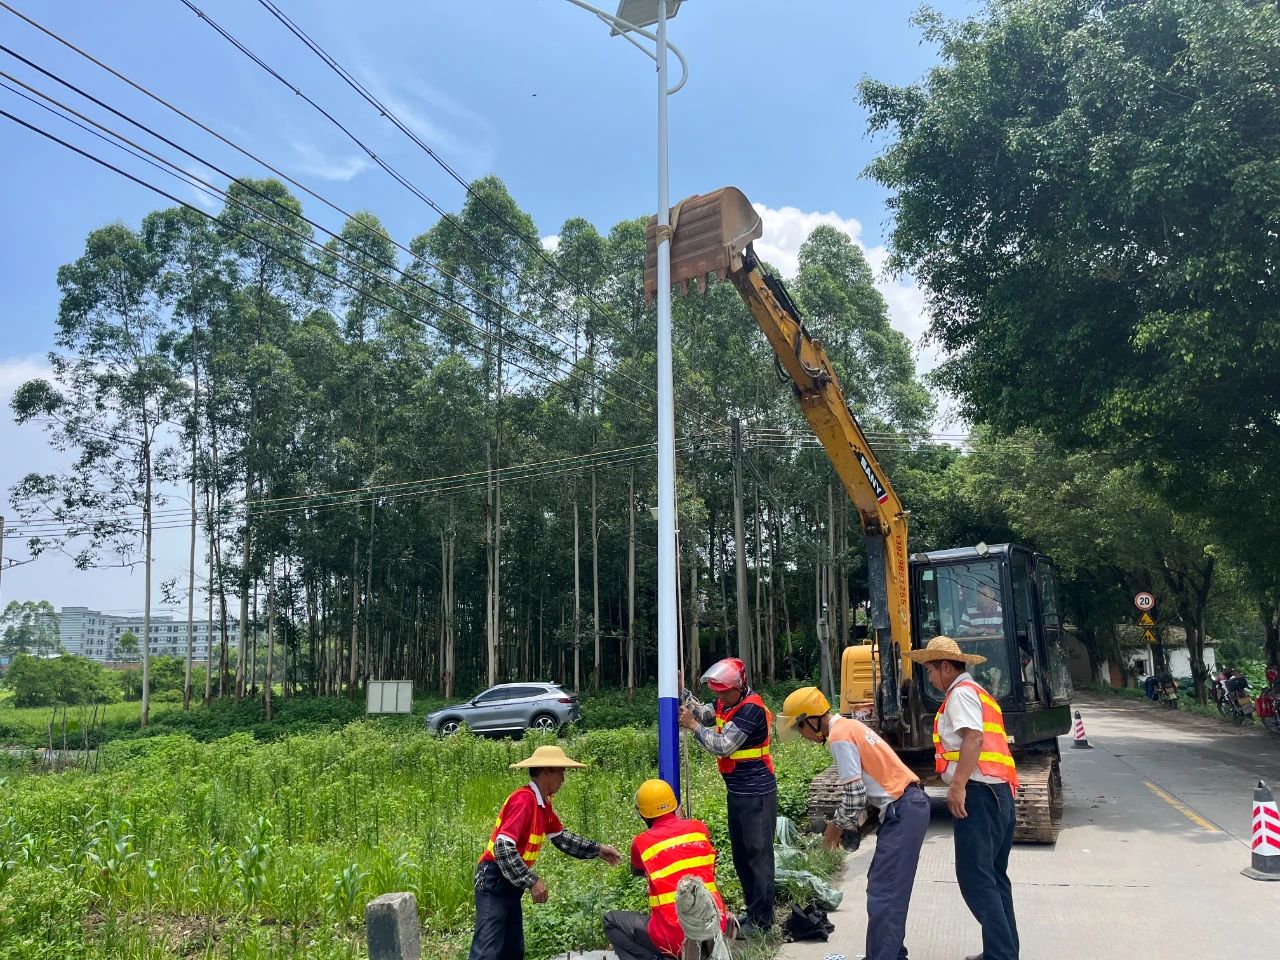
[477,786,553,867]
[933,680,1019,790]
[714,692,775,775]
[636,816,724,952]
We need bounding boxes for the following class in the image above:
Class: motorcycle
[1223,670,1255,725]
[1152,671,1180,709]
[1256,667,1280,735]
[1210,670,1230,716]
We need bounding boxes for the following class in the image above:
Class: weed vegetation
[0,700,833,959]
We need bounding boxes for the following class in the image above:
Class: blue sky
[0,0,976,611]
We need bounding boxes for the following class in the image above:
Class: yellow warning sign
[1138,612,1155,625]
[1141,628,1158,644]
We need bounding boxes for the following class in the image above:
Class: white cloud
[752,203,941,372]
[355,70,497,175]
[541,234,560,252]
[290,142,370,182]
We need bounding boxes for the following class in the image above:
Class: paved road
[779,694,1280,960]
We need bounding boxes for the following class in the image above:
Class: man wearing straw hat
[468,744,622,960]
[907,637,1020,960]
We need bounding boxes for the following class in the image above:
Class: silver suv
[425,683,581,736]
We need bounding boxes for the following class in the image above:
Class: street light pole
[562,0,684,796]
[651,0,680,796]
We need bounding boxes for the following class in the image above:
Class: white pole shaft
[654,0,679,792]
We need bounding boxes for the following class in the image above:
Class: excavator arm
[645,187,912,724]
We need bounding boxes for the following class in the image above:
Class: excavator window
[916,561,1015,701]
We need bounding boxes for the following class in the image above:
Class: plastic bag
[773,816,844,911]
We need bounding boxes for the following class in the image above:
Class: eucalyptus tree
[216,178,310,700]
[10,222,185,725]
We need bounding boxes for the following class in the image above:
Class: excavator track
[1013,754,1062,844]
[804,754,1062,844]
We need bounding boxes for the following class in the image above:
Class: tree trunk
[205,534,215,705]
[627,468,636,703]
[264,558,276,721]
[141,424,153,729]
[754,486,764,680]
[573,494,582,693]
[348,540,359,696]
[591,464,601,691]
[235,473,252,703]
[732,421,752,674]
[184,344,199,711]
[364,500,376,685]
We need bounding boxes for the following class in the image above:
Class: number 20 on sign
[1133,592,1156,612]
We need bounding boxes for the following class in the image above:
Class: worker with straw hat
[778,686,928,960]
[907,636,1020,960]
[468,744,622,960]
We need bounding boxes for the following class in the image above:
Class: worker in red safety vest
[468,745,622,960]
[603,778,729,959]
[908,636,1020,960]
[679,657,776,937]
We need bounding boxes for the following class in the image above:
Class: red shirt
[478,784,564,867]
[629,813,726,956]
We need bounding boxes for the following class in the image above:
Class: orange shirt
[827,715,919,804]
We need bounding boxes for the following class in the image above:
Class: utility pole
[732,419,752,676]
[0,515,5,605]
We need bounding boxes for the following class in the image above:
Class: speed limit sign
[1133,592,1156,612]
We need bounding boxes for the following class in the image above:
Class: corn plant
[325,862,367,925]
[233,816,273,912]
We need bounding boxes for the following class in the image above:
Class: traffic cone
[1243,780,1280,881]
[1071,710,1092,749]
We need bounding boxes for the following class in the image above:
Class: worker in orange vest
[679,657,776,936]
[603,779,729,959]
[778,685,929,960]
[908,636,1020,960]
[468,745,622,960]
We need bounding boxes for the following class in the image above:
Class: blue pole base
[658,695,680,798]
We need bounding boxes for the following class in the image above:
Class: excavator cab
[910,544,1073,740]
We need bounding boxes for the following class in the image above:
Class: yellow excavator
[645,188,1070,842]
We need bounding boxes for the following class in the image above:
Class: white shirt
[937,672,1004,785]
[828,735,894,810]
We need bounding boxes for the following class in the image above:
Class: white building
[52,606,241,663]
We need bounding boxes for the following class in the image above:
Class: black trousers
[954,781,1019,960]
[604,909,663,960]
[726,788,777,928]
[467,862,524,960]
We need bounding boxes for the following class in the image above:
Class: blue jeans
[866,783,930,960]
[954,781,1018,960]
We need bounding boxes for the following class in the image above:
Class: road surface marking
[1144,781,1219,833]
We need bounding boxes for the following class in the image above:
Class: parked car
[425,683,580,736]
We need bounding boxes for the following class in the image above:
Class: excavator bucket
[643,186,762,304]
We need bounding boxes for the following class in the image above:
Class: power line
[0,42,663,413]
[0,4,731,436]
[250,0,663,378]
[0,64,660,435]
[3,442,686,539]
[3,433,706,535]
[0,65,662,432]
[177,0,669,407]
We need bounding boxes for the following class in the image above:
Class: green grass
[0,715,835,959]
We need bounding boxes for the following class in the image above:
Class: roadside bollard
[1242,780,1280,881]
[1071,710,1092,749]
[366,892,421,960]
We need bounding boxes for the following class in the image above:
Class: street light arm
[561,0,689,94]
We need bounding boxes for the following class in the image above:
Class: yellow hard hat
[635,778,678,819]
[777,686,830,741]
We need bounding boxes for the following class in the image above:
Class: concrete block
[365,892,420,960]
